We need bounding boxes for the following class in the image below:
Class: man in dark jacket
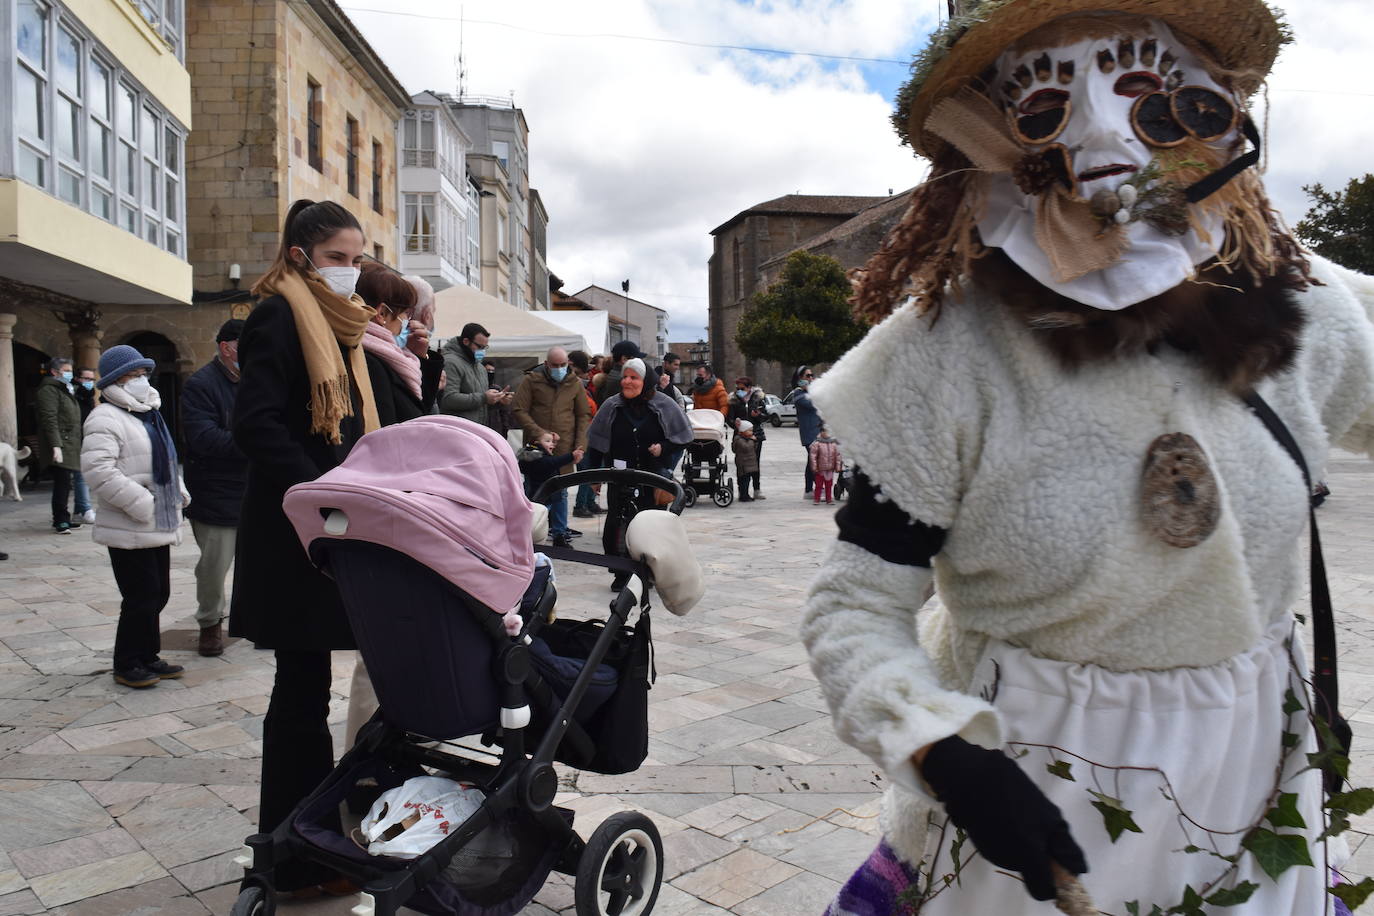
[34,357,84,534]
[654,351,684,403]
[72,366,98,523]
[595,339,643,405]
[182,320,247,656]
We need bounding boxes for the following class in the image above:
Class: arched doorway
[123,331,183,446]
[14,342,51,487]
[15,341,51,443]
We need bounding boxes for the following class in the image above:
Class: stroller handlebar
[531,468,686,515]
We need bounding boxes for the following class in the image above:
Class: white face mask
[978,18,1240,310]
[123,376,153,401]
[297,248,360,297]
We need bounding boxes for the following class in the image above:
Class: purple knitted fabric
[824,840,921,916]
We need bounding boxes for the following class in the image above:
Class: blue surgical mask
[61,370,73,383]
[81,380,94,391]
[472,347,487,362]
[736,389,748,399]
[549,366,568,382]
[799,379,810,388]
[394,322,410,349]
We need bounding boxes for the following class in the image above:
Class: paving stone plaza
[1,444,1374,914]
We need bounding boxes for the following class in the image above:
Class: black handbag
[537,609,655,776]
[1243,391,1353,793]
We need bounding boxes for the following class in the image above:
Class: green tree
[1295,174,1374,274]
[736,250,868,369]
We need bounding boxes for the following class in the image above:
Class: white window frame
[404,192,435,253]
[87,54,114,221]
[52,20,82,206]
[15,0,51,190]
[9,0,187,248]
[402,109,435,168]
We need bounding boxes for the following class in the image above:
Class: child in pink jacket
[808,427,842,505]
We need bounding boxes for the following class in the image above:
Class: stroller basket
[290,752,570,916]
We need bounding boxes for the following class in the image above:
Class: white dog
[0,443,31,501]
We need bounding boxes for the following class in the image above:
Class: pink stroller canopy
[284,416,535,614]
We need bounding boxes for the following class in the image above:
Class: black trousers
[803,444,815,493]
[50,466,73,525]
[260,649,335,831]
[751,438,764,492]
[601,482,656,558]
[108,546,170,672]
[259,649,339,888]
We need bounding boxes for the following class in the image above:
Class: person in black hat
[181,319,248,657]
[594,339,644,406]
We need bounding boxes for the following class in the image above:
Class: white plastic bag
[360,776,482,859]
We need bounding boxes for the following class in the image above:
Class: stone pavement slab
[0,444,1370,914]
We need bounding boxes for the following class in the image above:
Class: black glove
[921,735,1087,901]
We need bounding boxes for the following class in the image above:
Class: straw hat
[895,0,1289,157]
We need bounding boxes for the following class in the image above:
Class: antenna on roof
[456,5,467,98]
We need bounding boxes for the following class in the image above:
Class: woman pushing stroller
[230,198,377,894]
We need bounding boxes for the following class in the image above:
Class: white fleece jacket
[801,256,1374,824]
[80,385,189,549]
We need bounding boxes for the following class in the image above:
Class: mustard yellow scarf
[255,266,379,444]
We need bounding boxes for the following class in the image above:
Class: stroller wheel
[575,811,663,916]
[681,487,697,509]
[230,884,275,916]
[712,485,734,507]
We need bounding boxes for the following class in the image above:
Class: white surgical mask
[123,376,153,401]
[978,18,1238,310]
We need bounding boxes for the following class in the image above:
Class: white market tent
[539,309,610,356]
[432,283,586,358]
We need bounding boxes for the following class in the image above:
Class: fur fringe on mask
[972,248,1304,394]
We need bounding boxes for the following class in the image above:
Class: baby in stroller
[679,408,735,508]
[232,415,703,916]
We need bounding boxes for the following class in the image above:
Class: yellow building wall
[62,0,192,126]
[0,179,192,304]
[277,4,400,264]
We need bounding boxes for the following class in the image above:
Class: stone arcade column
[70,327,103,376]
[0,314,18,446]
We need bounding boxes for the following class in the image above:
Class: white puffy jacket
[80,384,189,549]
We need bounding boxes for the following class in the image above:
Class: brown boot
[198,624,224,657]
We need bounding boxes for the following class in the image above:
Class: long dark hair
[252,199,363,297]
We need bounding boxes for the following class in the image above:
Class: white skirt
[913,620,1337,916]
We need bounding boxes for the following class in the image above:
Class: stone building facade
[708,194,887,395]
[1,0,193,447]
[186,0,409,298]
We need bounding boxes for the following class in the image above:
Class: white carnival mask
[978,18,1244,310]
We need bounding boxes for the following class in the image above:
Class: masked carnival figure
[803,1,1374,913]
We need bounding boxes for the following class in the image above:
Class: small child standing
[808,427,842,505]
[518,431,576,545]
[733,421,761,502]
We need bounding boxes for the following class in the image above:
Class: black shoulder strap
[1241,391,1340,724]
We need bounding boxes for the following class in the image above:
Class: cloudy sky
[342,0,1374,342]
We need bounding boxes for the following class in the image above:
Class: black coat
[727,391,768,441]
[182,358,248,526]
[364,349,443,426]
[228,295,367,650]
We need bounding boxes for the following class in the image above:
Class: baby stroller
[833,459,851,501]
[679,408,734,508]
[231,416,701,916]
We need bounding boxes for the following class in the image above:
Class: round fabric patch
[1140,432,1220,548]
